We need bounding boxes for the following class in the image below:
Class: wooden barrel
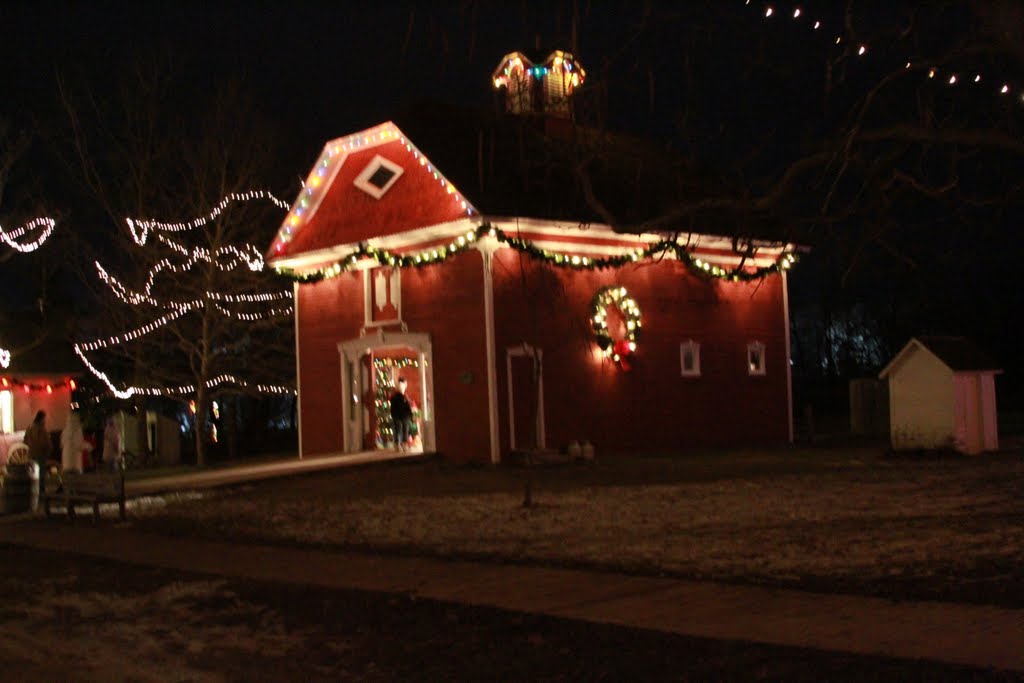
[1,462,39,514]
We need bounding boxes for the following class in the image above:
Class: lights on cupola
[492,50,586,118]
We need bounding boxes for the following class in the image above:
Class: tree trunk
[225,396,239,461]
[194,386,209,466]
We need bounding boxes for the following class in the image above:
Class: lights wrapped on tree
[1,216,57,253]
[126,190,289,246]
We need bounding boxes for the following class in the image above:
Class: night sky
[3,0,1022,402]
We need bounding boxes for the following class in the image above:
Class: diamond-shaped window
[354,155,404,199]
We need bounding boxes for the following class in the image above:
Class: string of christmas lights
[374,357,396,445]
[0,216,57,253]
[0,375,77,394]
[492,50,586,91]
[126,190,289,246]
[211,302,293,321]
[748,1,1024,106]
[83,190,296,399]
[0,348,11,369]
[96,261,293,310]
[77,306,195,354]
[271,123,479,255]
[275,223,796,283]
[75,342,294,399]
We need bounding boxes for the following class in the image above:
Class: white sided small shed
[879,336,1001,455]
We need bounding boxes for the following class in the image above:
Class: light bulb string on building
[749,2,1024,106]
[0,375,77,394]
[126,190,289,246]
[1,216,57,253]
[275,222,797,283]
[271,125,478,256]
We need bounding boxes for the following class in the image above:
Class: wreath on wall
[591,285,642,370]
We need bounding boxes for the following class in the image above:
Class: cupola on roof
[492,50,586,118]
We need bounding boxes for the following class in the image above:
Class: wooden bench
[43,471,126,522]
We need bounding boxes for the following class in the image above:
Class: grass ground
[127,446,1024,607]
[1,544,1019,682]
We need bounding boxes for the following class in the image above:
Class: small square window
[354,154,404,199]
[747,341,766,376]
[367,165,397,189]
[680,340,701,377]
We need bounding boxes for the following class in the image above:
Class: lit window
[680,340,701,377]
[747,341,766,376]
[354,155,404,199]
[1,390,12,433]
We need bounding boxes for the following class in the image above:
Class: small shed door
[955,374,984,455]
[506,344,545,453]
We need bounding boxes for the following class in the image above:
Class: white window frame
[747,341,766,376]
[353,154,404,199]
[363,267,402,327]
[680,340,701,377]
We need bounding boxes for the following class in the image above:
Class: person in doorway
[389,377,413,451]
[103,414,123,471]
[60,411,91,473]
[24,410,52,475]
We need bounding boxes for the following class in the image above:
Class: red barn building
[267,59,797,464]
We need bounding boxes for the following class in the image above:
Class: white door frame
[337,329,435,453]
[506,343,545,451]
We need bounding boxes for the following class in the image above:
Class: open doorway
[368,349,425,451]
[338,330,434,455]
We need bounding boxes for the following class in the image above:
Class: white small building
[879,336,1001,455]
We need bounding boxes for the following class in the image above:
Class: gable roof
[267,104,797,274]
[879,336,1001,379]
[267,122,478,265]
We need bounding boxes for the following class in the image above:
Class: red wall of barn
[296,272,362,455]
[490,248,790,457]
[296,250,490,461]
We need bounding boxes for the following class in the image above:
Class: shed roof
[879,336,1001,379]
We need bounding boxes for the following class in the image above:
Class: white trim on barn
[294,280,304,459]
[783,269,794,443]
[481,250,500,464]
[353,154,405,199]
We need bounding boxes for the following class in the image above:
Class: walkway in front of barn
[124,448,427,496]
[1,518,1022,675]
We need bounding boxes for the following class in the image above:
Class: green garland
[273,222,797,284]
